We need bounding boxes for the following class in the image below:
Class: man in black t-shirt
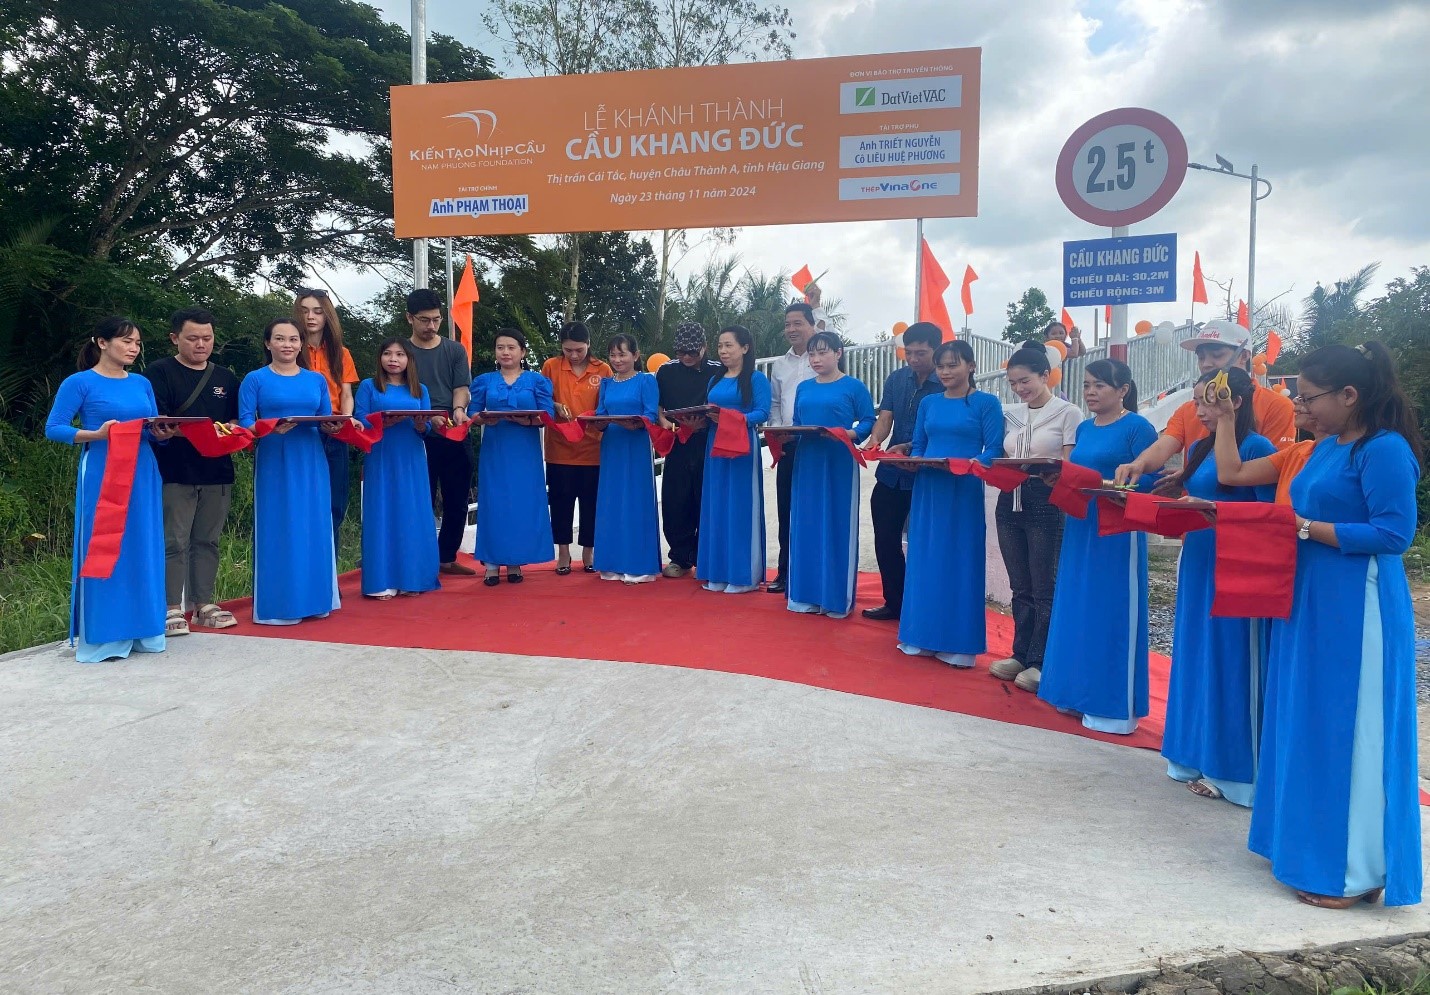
[655,322,725,577]
[143,307,241,634]
[406,288,475,574]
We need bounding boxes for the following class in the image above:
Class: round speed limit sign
[1056,108,1188,227]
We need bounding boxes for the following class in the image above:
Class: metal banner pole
[411,0,428,289]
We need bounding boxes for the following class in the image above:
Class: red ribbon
[1048,462,1104,517]
[79,419,145,580]
[710,409,751,458]
[176,421,255,456]
[540,411,586,443]
[644,419,678,458]
[765,431,786,466]
[764,428,866,467]
[1092,493,1294,621]
[1211,503,1297,620]
[250,415,383,452]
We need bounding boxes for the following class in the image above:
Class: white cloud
[353,0,1429,345]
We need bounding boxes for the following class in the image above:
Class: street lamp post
[411,0,428,289]
[1187,157,1271,327]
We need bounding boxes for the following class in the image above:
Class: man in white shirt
[765,296,823,594]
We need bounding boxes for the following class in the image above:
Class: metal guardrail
[755,334,1018,407]
[973,324,1202,414]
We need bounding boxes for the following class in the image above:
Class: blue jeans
[323,435,349,553]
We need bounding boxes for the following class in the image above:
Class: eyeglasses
[296,287,329,299]
[1293,389,1336,405]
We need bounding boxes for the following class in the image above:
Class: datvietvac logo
[429,195,530,218]
[839,76,962,114]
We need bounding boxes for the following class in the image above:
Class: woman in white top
[989,342,1082,693]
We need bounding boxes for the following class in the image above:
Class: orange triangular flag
[1192,251,1209,305]
[1104,305,1112,325]
[1236,299,1249,329]
[960,265,978,317]
[791,265,815,295]
[452,255,479,362]
[918,239,955,341]
[1265,330,1282,365]
[1061,308,1075,332]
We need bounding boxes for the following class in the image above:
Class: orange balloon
[1046,339,1067,359]
[1252,353,1267,364]
[1135,320,1153,336]
[1253,362,1268,376]
[1047,368,1062,389]
[646,353,670,373]
[892,321,909,336]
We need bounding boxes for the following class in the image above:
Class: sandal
[193,604,237,629]
[555,564,572,575]
[508,569,524,584]
[483,570,501,587]
[165,608,190,636]
[1297,888,1382,909]
[1187,779,1223,800]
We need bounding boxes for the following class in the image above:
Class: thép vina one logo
[860,177,939,194]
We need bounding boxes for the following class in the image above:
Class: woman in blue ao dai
[467,328,556,585]
[698,325,772,593]
[238,318,343,625]
[1161,368,1275,806]
[592,335,661,583]
[1039,360,1159,733]
[787,332,877,618]
[354,339,440,599]
[1246,343,1423,908]
[44,317,171,663]
[897,339,1003,666]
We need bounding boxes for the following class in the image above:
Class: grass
[1330,978,1430,995]
[0,519,362,656]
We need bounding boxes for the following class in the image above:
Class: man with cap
[1115,318,1297,488]
[656,322,725,577]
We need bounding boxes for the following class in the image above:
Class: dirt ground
[987,931,1430,995]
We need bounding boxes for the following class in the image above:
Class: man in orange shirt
[1116,319,1296,487]
[540,322,612,573]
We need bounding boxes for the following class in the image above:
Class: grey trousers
[163,483,232,608]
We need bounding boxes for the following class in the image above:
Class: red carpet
[213,560,1169,751]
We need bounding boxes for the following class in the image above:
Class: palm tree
[1298,263,1380,352]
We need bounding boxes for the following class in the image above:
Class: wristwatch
[1297,518,1312,541]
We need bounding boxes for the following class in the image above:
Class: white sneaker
[989,657,1024,681]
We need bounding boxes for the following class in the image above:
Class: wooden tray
[992,457,1062,471]
[1081,487,1216,512]
[144,416,212,425]
[663,404,716,419]
[760,426,830,436]
[474,409,546,420]
[273,415,349,424]
[875,456,952,470]
[578,414,645,426]
[378,409,445,420]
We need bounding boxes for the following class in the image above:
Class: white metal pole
[1247,164,1258,330]
[411,0,429,289]
[1110,225,1129,362]
[913,218,924,324]
[445,237,455,336]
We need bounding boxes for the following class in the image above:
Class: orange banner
[390,48,980,237]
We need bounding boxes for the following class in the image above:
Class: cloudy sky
[357,0,1430,343]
